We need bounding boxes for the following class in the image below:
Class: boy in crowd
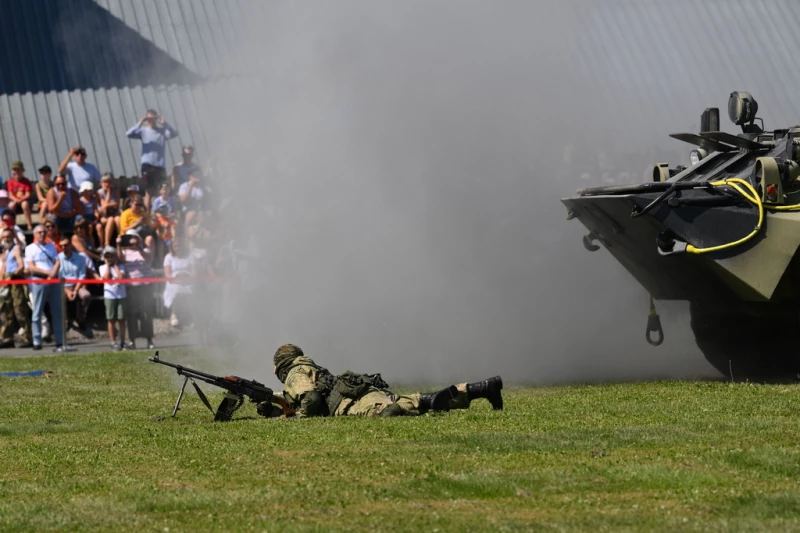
[99,246,128,351]
[7,161,34,230]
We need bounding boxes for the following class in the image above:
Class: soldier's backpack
[325,371,390,414]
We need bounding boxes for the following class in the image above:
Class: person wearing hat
[126,109,179,210]
[7,161,34,230]
[36,165,53,220]
[99,245,128,351]
[25,224,65,351]
[171,144,200,191]
[118,228,155,350]
[78,181,100,246]
[267,344,504,419]
[0,190,10,211]
[58,146,100,191]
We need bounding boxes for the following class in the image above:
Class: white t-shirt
[66,161,101,190]
[99,263,127,299]
[178,182,204,210]
[25,242,58,273]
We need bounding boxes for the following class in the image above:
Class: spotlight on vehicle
[690,148,708,166]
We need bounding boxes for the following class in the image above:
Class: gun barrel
[148,356,222,382]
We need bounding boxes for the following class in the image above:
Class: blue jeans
[30,283,63,346]
[54,216,75,233]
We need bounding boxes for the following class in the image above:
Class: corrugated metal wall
[0,0,265,181]
[2,0,800,180]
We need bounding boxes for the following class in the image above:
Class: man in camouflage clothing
[0,227,32,348]
[264,344,503,418]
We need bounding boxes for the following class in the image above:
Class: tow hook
[582,232,607,252]
[646,295,664,346]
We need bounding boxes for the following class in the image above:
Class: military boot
[418,385,458,414]
[466,376,503,410]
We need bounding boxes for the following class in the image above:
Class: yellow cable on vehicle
[685,177,764,254]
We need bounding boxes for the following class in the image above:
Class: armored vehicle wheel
[690,303,800,380]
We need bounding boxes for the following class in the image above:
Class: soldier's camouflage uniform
[0,273,32,345]
[273,344,499,418]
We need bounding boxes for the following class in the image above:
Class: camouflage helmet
[274,344,303,368]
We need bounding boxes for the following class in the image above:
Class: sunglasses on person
[44,223,54,229]
[55,181,67,187]
[134,202,144,208]
[75,150,86,156]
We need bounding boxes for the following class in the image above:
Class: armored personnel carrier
[562,92,800,378]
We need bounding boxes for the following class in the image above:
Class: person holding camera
[126,109,179,210]
[118,229,154,350]
[25,225,64,351]
[100,246,128,351]
[58,146,100,191]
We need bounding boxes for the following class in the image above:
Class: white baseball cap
[79,181,94,193]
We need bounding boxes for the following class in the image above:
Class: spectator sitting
[126,109,179,210]
[118,229,155,350]
[162,238,194,328]
[178,169,205,228]
[153,204,176,247]
[46,174,83,232]
[97,172,120,247]
[7,160,34,230]
[170,144,200,191]
[44,216,63,253]
[1,209,26,247]
[120,197,155,250]
[0,190,10,211]
[58,146,100,191]
[99,246,128,351]
[58,236,92,336]
[71,215,102,265]
[36,165,53,219]
[151,183,177,216]
[79,181,101,247]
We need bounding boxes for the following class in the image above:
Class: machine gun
[149,352,294,421]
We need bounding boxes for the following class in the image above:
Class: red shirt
[7,177,32,200]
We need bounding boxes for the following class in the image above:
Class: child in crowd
[97,173,120,247]
[99,246,128,351]
[151,183,177,216]
[36,165,53,219]
[79,181,100,248]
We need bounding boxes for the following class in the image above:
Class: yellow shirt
[119,208,152,234]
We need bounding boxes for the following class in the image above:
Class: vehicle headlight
[690,148,708,165]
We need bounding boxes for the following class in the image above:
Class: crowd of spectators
[0,108,217,352]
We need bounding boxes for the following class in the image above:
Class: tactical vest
[284,361,390,414]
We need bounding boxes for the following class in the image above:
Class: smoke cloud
[190,0,725,386]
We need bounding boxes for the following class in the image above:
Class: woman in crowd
[118,229,155,350]
[162,238,194,328]
[97,172,120,247]
[45,174,83,232]
[44,216,63,253]
[71,216,102,265]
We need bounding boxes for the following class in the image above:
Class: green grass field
[2,351,800,532]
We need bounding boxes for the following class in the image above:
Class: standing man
[0,227,32,348]
[126,109,179,210]
[7,161,34,230]
[26,225,64,352]
[58,147,101,191]
[58,237,91,335]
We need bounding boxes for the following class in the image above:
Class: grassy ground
[2,352,800,532]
